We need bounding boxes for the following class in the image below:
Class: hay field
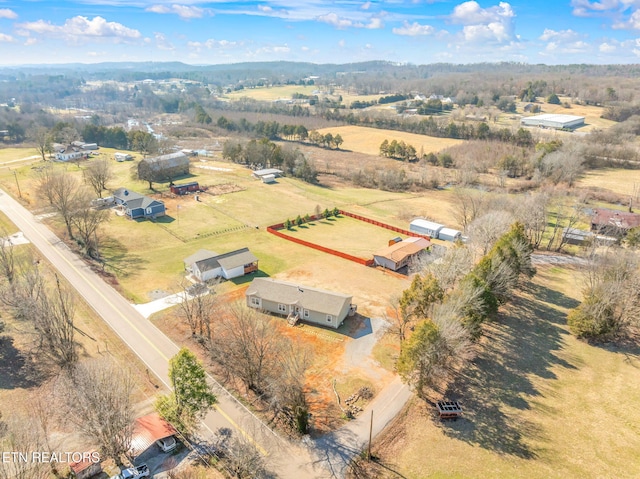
[577,168,640,196]
[370,264,640,479]
[225,84,320,101]
[315,125,464,156]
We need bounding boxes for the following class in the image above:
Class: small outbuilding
[261,174,276,184]
[438,227,462,242]
[409,219,443,238]
[170,182,200,195]
[140,152,190,179]
[252,168,283,180]
[69,452,101,479]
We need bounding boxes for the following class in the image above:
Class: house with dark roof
[113,187,165,220]
[184,247,258,281]
[591,208,640,237]
[246,277,356,329]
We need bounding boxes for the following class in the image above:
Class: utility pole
[13,170,21,198]
[368,410,373,461]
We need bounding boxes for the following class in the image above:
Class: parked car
[156,435,177,452]
[110,464,149,479]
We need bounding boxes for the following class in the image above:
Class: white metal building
[438,227,462,242]
[520,114,585,130]
[410,219,444,238]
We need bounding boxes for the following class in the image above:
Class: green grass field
[372,264,640,479]
[279,215,409,258]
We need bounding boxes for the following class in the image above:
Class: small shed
[437,401,462,420]
[410,219,443,238]
[69,452,101,479]
[252,168,283,180]
[170,182,200,195]
[438,227,462,242]
[261,174,276,184]
[114,152,133,162]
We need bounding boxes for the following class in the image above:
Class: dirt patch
[203,183,245,196]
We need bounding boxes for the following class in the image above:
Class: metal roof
[129,413,177,457]
[246,277,352,317]
[374,237,431,262]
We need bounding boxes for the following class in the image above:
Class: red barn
[170,182,199,195]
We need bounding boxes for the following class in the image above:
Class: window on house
[250,296,260,306]
[303,309,310,318]
[278,304,287,312]
[326,315,333,322]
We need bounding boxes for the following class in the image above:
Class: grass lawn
[315,125,465,156]
[370,264,640,479]
[225,84,320,101]
[279,215,409,258]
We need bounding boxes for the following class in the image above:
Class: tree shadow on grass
[0,336,43,389]
[99,236,147,278]
[439,283,578,459]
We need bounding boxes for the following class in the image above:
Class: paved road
[0,189,414,478]
[0,189,328,479]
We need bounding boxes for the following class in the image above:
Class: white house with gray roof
[245,277,355,329]
[184,248,258,281]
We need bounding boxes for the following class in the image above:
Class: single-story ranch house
[184,248,259,281]
[591,208,640,236]
[373,237,431,271]
[113,188,166,220]
[246,277,356,329]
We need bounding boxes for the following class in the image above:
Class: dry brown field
[577,168,640,197]
[366,264,640,479]
[315,125,465,156]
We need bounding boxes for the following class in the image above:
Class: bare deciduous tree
[33,275,78,370]
[70,192,110,259]
[0,228,16,284]
[178,281,218,340]
[84,158,113,198]
[29,126,53,162]
[466,210,514,256]
[0,414,48,479]
[38,168,81,238]
[56,357,136,464]
[451,188,490,231]
[210,303,283,394]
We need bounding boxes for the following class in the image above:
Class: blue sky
[0,0,639,65]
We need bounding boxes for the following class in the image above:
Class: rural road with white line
[0,187,415,478]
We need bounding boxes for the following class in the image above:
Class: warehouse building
[520,114,585,130]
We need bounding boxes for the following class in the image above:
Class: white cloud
[24,37,37,46]
[393,21,436,36]
[361,1,372,10]
[301,45,309,51]
[258,5,273,13]
[0,33,14,42]
[0,9,17,20]
[539,28,582,42]
[614,8,640,28]
[154,32,174,51]
[338,39,346,47]
[599,41,617,51]
[146,4,210,20]
[449,1,517,44]
[187,38,239,53]
[317,12,355,28]
[571,0,626,17]
[16,16,142,43]
[366,17,384,29]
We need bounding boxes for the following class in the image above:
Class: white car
[156,436,177,452]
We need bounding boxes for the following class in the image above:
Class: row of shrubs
[283,207,340,229]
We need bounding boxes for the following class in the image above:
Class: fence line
[338,210,431,240]
[266,209,429,267]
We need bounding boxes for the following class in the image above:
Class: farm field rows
[315,125,465,156]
